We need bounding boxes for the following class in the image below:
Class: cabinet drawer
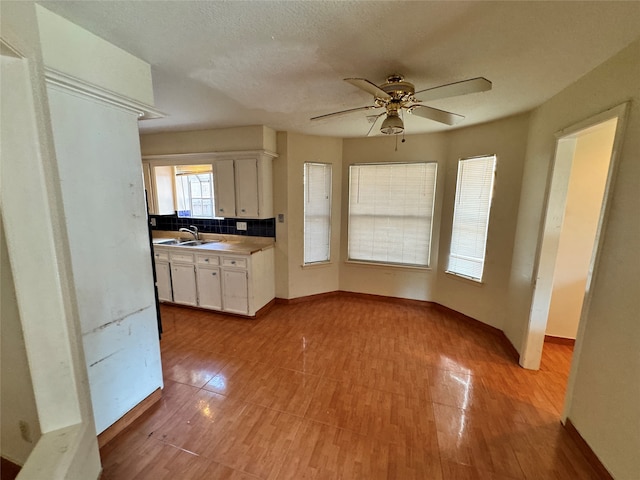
[153,250,169,262]
[197,254,219,266]
[170,252,195,263]
[221,256,247,269]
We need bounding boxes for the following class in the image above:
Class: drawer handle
[231,261,236,264]
[212,272,217,276]
[204,258,209,263]
[241,209,246,212]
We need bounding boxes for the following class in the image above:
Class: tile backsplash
[150,214,275,238]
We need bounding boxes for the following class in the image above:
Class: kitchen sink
[178,240,219,246]
[153,238,181,245]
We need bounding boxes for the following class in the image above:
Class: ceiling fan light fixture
[380,112,404,135]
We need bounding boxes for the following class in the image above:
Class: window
[304,162,332,264]
[174,165,215,218]
[348,162,437,267]
[447,155,497,281]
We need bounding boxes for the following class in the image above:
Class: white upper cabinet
[213,154,272,219]
[213,158,236,217]
[234,158,259,217]
[142,161,175,215]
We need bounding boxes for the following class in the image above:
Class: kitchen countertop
[152,231,274,255]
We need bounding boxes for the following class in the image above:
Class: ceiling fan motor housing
[379,74,415,101]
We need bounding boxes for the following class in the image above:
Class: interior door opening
[521,104,628,380]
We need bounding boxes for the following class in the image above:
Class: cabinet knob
[205,258,209,262]
[241,209,246,212]
[219,208,224,212]
[231,261,236,264]
[212,272,217,276]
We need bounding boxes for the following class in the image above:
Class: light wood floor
[100,296,598,479]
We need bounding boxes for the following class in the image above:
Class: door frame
[519,102,629,371]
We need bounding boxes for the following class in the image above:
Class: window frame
[446,154,497,283]
[347,161,438,268]
[303,162,333,265]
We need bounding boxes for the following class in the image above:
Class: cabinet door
[234,158,259,218]
[153,165,175,215]
[222,269,249,315]
[171,263,197,306]
[155,261,172,302]
[214,159,236,217]
[197,266,222,310]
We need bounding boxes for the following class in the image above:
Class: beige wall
[1,218,41,465]
[546,120,616,339]
[275,132,342,299]
[436,114,529,329]
[340,134,447,301]
[140,125,276,155]
[508,39,639,478]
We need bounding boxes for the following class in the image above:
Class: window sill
[445,271,484,286]
[345,259,431,271]
[301,261,333,269]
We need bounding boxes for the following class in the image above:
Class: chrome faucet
[179,225,199,241]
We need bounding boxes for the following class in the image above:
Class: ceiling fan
[311,74,492,135]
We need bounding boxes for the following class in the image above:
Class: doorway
[520,103,628,372]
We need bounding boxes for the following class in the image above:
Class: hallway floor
[100,296,598,479]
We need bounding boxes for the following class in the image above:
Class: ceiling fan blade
[409,105,464,126]
[310,105,379,121]
[414,77,492,102]
[344,78,392,100]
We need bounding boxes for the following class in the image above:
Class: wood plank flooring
[100,296,598,479]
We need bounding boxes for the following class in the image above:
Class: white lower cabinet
[221,269,249,315]
[197,266,222,310]
[171,263,197,306]
[153,244,274,316]
[155,261,172,302]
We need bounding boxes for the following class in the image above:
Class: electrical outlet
[149,217,157,227]
[278,213,285,223]
[236,221,247,231]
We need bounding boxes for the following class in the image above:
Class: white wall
[436,114,529,329]
[0,2,101,477]
[545,120,616,339]
[508,39,639,478]
[275,132,342,299]
[47,86,164,434]
[34,4,165,436]
[35,6,154,105]
[0,218,41,465]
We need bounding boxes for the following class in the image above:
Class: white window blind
[304,162,332,264]
[348,162,437,267]
[447,155,497,281]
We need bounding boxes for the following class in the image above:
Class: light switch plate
[236,221,247,231]
[149,217,157,227]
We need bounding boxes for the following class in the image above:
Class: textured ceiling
[39,1,640,137]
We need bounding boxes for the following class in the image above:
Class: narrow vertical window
[447,155,497,281]
[304,162,332,264]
